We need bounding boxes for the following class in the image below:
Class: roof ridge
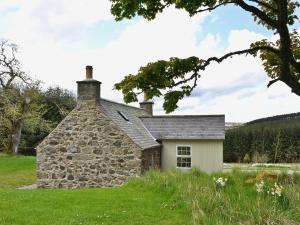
[140,114,225,118]
[99,98,150,113]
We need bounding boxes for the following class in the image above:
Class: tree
[0,40,31,89]
[0,84,43,154]
[19,86,76,151]
[0,39,40,154]
[110,0,300,113]
[41,86,76,126]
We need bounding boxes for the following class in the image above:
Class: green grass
[141,169,300,225]
[0,186,190,225]
[1,154,300,224]
[0,154,190,225]
[0,154,36,188]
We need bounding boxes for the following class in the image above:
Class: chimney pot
[140,94,154,115]
[86,65,93,79]
[77,66,101,106]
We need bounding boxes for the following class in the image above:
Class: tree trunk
[8,96,30,154]
[10,119,24,154]
[273,131,281,163]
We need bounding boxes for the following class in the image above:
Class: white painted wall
[161,140,223,173]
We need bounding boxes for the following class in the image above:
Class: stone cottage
[37,66,225,188]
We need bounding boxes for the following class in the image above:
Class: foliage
[0,83,44,153]
[224,116,300,162]
[243,153,251,163]
[19,86,76,150]
[0,40,76,154]
[0,39,44,154]
[0,86,76,153]
[111,0,300,112]
[41,86,76,125]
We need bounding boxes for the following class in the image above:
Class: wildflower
[267,182,284,197]
[214,177,228,189]
[255,180,265,193]
[272,182,283,197]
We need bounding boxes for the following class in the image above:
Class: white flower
[268,182,283,197]
[255,180,265,193]
[214,177,228,188]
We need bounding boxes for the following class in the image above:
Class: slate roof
[99,98,160,150]
[140,115,225,140]
[99,98,225,149]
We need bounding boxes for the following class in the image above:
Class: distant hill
[224,112,300,163]
[225,122,244,130]
[246,112,300,125]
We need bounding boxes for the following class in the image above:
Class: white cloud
[2,0,112,43]
[6,6,209,100]
[166,29,300,121]
[1,1,300,122]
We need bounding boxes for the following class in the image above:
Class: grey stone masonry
[36,66,145,188]
[139,101,154,116]
[37,103,143,188]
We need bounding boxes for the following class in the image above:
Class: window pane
[177,146,191,156]
[177,157,191,168]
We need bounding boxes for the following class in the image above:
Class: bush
[243,153,251,163]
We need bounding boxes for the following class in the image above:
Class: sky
[0,0,299,122]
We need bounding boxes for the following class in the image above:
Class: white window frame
[176,145,192,169]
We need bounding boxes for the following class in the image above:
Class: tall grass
[128,169,300,225]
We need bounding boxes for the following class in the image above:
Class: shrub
[243,153,251,163]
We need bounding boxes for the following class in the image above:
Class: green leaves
[111,0,300,110]
[114,56,201,112]
[111,0,169,21]
[250,31,300,82]
[110,0,239,21]
[163,91,185,113]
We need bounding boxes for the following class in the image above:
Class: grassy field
[1,155,300,225]
[0,154,36,188]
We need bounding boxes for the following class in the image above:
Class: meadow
[0,154,300,225]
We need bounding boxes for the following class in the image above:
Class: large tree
[110,0,300,113]
[0,40,41,154]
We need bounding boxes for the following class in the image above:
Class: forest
[224,113,300,163]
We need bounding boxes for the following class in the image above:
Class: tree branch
[0,40,30,89]
[236,0,278,28]
[198,46,279,70]
[248,0,277,12]
[195,1,235,13]
[172,46,280,89]
[267,78,280,87]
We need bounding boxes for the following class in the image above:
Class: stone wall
[141,147,161,174]
[37,103,143,188]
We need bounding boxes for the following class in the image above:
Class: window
[176,146,191,168]
[117,111,130,121]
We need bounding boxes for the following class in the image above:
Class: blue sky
[0,0,299,122]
